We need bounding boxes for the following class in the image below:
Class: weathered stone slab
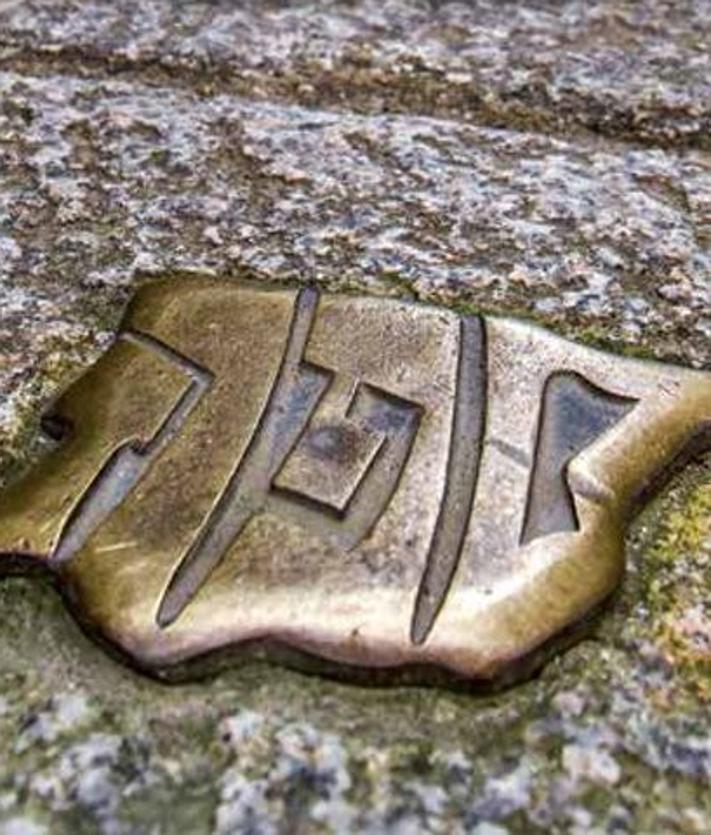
[0,0,709,148]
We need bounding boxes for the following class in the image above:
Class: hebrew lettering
[0,279,708,686]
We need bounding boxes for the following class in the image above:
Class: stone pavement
[0,2,709,833]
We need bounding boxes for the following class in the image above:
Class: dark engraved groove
[51,330,214,566]
[410,315,487,646]
[520,371,637,545]
[157,288,325,628]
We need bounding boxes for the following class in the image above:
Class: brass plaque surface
[1,280,709,684]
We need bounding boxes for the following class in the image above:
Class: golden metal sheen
[1,279,709,685]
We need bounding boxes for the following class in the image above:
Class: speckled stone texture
[0,2,709,833]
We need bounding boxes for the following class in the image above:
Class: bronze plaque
[1,280,709,684]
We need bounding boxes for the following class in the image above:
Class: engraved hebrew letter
[270,381,422,548]
[52,332,213,565]
[410,315,487,645]
[520,372,636,545]
[157,288,424,628]
[157,287,324,627]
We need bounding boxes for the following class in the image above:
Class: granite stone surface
[0,2,709,833]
